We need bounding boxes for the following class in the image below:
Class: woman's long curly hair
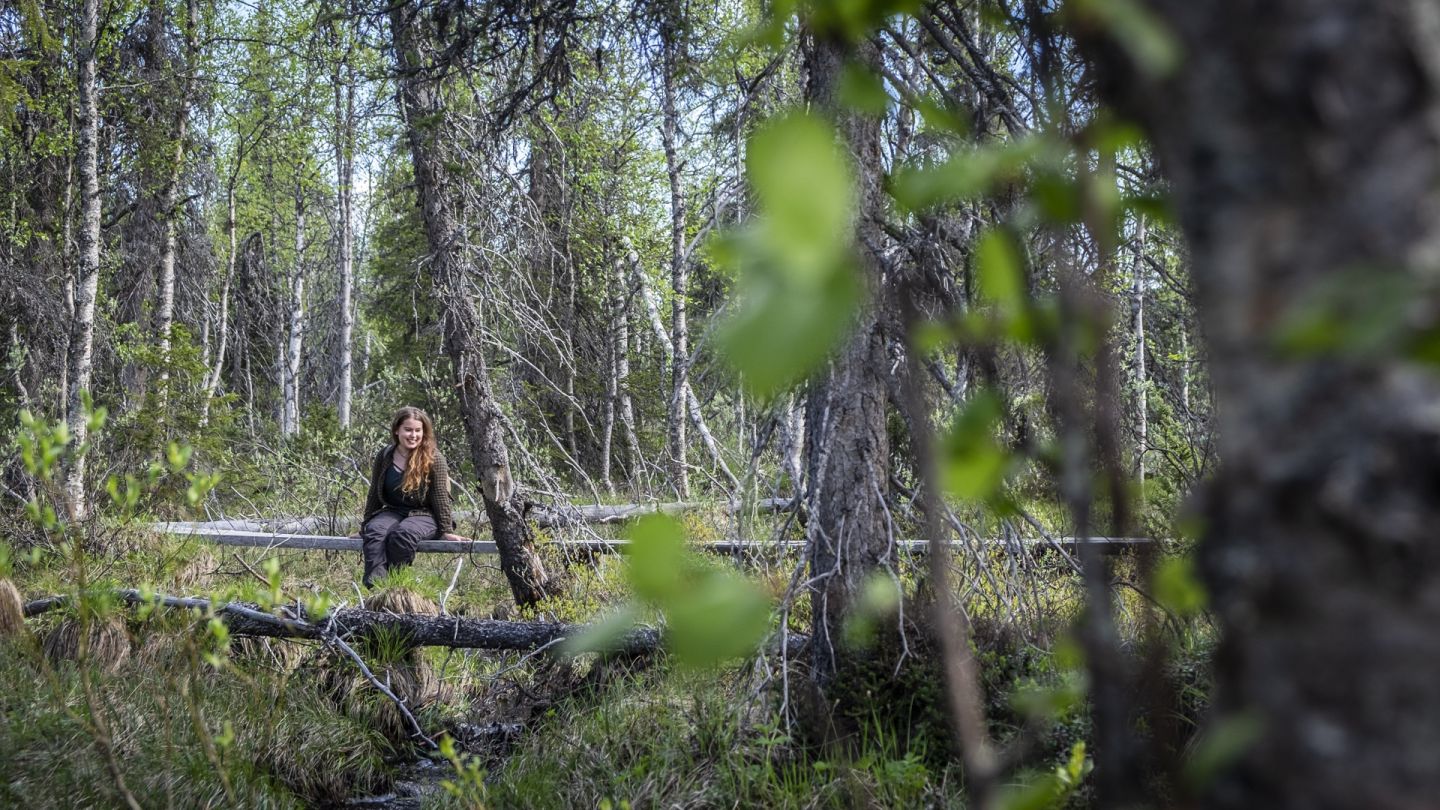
[390,406,437,495]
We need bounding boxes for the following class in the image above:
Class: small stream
[339,722,526,809]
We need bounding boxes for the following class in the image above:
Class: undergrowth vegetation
[0,407,1214,809]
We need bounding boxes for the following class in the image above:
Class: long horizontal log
[152,525,1153,555]
[21,589,810,658]
[166,498,799,535]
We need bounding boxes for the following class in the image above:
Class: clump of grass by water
[41,614,131,673]
[0,578,24,637]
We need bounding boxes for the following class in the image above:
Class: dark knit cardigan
[362,445,456,534]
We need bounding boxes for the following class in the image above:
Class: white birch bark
[282,197,305,437]
[64,0,103,522]
[1131,215,1147,484]
[155,0,198,398]
[333,64,355,429]
[659,38,689,497]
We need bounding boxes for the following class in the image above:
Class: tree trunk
[333,70,355,430]
[282,193,305,437]
[802,31,892,690]
[1089,3,1440,807]
[659,36,689,498]
[154,0,199,402]
[615,269,642,488]
[388,0,548,606]
[64,0,102,522]
[622,239,739,490]
[202,186,236,419]
[1131,215,1147,486]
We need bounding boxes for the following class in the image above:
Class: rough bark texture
[1089,3,1440,807]
[802,32,893,689]
[388,0,549,606]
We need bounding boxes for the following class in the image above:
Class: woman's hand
[442,532,469,542]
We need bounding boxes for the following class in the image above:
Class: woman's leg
[384,513,437,574]
[361,510,403,588]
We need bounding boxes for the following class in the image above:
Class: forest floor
[0,504,1212,809]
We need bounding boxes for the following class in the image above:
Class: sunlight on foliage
[996,742,1094,810]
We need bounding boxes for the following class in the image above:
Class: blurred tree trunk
[1088,2,1440,806]
[389,0,549,606]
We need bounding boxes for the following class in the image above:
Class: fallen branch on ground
[21,589,809,658]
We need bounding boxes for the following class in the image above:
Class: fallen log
[168,498,799,535]
[21,589,810,658]
[151,525,1153,556]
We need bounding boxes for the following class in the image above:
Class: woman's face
[395,417,425,451]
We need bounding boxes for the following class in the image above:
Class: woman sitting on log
[359,406,465,588]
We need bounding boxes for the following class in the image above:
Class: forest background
[1,0,1434,808]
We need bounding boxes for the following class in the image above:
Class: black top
[382,463,427,509]
[362,445,456,533]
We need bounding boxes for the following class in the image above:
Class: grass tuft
[0,578,24,638]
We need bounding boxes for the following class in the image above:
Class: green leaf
[940,390,1010,502]
[561,605,642,657]
[717,113,865,398]
[624,515,688,603]
[665,570,772,669]
[1184,714,1264,790]
[890,138,1043,212]
[747,113,855,280]
[1069,0,1182,78]
[719,261,862,399]
[1152,555,1207,616]
[975,228,1026,311]
[837,61,890,116]
[1272,268,1416,358]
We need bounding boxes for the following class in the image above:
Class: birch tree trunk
[64,0,103,522]
[1130,215,1147,486]
[622,239,739,490]
[659,35,689,497]
[202,186,236,418]
[1088,3,1440,806]
[615,274,642,487]
[389,0,548,605]
[333,67,355,429]
[282,195,305,437]
[154,0,199,400]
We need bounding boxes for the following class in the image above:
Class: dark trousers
[361,509,436,588]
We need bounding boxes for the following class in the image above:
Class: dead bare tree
[388,0,549,606]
